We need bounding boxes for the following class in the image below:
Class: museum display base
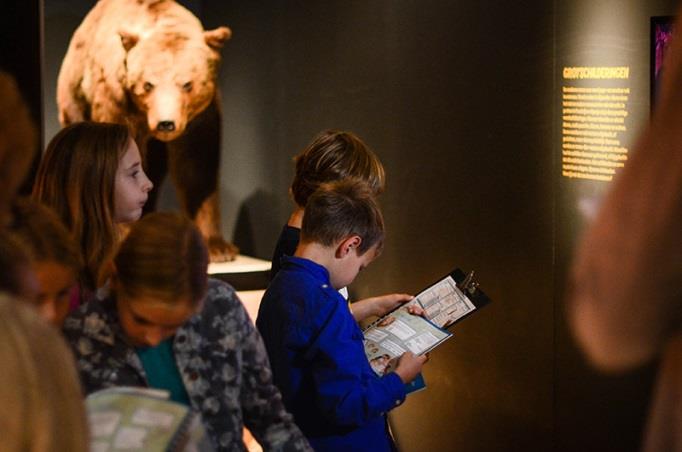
[208,254,271,290]
[208,254,271,323]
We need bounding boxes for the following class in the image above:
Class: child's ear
[336,235,362,258]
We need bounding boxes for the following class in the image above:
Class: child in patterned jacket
[63,212,311,452]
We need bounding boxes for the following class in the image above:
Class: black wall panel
[554,1,677,451]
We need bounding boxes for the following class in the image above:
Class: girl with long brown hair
[33,121,152,298]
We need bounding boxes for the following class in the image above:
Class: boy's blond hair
[291,130,385,207]
[301,179,384,255]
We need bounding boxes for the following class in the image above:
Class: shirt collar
[281,255,332,285]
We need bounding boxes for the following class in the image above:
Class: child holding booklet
[257,179,428,451]
[63,212,311,452]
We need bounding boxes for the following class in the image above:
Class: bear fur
[57,0,236,261]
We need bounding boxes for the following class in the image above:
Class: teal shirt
[136,338,191,406]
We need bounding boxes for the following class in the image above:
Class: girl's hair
[291,130,386,207]
[301,179,385,255]
[32,121,131,290]
[0,232,35,299]
[0,295,89,451]
[114,212,209,304]
[8,197,81,273]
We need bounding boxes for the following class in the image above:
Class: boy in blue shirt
[257,179,428,451]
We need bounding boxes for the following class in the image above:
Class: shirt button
[190,371,199,381]
[321,284,328,289]
[395,400,401,406]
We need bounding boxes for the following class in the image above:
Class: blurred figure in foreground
[569,6,682,451]
[0,295,88,451]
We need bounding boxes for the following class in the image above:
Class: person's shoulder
[263,268,340,323]
[282,224,301,240]
[185,278,252,339]
[62,297,116,345]
[201,278,240,310]
[206,277,237,297]
[65,295,112,322]
[264,266,318,304]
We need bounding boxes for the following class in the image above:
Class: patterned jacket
[63,278,312,452]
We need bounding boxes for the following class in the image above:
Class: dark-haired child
[258,180,428,451]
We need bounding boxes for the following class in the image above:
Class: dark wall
[43,0,94,146]
[204,2,554,451]
[1,0,43,193]
[554,1,677,451]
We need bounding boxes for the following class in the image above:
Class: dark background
[3,0,679,450]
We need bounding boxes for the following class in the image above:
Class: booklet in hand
[363,304,449,395]
[86,386,214,452]
[412,267,491,329]
[362,268,491,393]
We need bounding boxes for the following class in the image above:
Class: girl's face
[114,139,153,224]
[116,292,198,347]
[33,260,76,327]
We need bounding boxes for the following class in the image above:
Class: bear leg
[166,101,238,262]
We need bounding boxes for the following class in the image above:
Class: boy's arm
[311,302,407,427]
[350,293,413,322]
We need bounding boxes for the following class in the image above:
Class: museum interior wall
[1,0,679,450]
[200,3,554,450]
[554,1,676,451]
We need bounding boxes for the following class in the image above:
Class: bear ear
[204,26,232,50]
[119,30,140,52]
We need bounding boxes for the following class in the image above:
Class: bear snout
[157,120,176,132]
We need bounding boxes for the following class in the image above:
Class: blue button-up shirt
[257,256,406,452]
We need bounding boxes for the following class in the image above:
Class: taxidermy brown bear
[57,0,237,261]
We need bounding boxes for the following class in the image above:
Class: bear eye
[182,81,193,93]
[143,82,154,92]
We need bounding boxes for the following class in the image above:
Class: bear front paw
[207,236,239,262]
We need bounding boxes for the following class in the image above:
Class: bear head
[119,26,231,142]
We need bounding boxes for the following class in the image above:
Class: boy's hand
[393,351,429,384]
[405,304,425,317]
[351,293,414,322]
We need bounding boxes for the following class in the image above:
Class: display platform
[208,254,271,291]
[208,255,271,324]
